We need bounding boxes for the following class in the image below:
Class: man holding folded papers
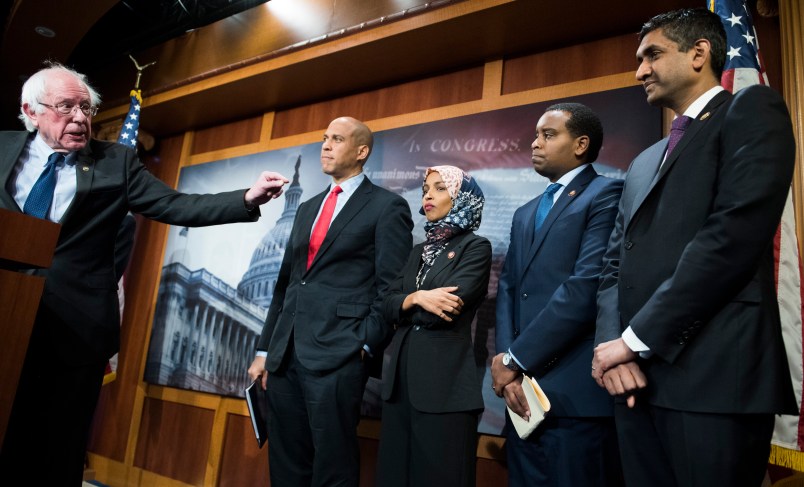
[493,103,623,486]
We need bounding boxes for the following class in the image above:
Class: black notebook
[245,379,269,448]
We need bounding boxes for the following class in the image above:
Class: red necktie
[308,185,342,269]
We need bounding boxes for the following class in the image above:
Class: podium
[0,208,60,447]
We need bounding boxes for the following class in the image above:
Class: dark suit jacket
[381,232,491,413]
[596,85,797,414]
[257,176,413,373]
[0,131,259,361]
[496,164,622,417]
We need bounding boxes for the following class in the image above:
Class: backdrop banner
[144,85,660,435]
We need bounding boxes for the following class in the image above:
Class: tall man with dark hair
[493,103,623,486]
[592,8,797,486]
[0,63,289,484]
[248,116,413,487]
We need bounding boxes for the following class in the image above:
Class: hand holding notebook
[507,375,551,440]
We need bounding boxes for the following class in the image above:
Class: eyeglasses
[38,101,98,117]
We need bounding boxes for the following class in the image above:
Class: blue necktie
[534,182,562,233]
[23,152,64,219]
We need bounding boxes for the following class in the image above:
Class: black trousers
[0,307,107,486]
[615,400,775,487]
[265,344,368,487]
[375,336,479,487]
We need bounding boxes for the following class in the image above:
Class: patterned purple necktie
[666,115,692,157]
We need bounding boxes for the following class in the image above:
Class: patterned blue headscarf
[419,166,485,273]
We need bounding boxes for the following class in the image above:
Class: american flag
[103,89,143,385]
[117,89,142,148]
[710,0,804,470]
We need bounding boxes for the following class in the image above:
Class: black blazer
[381,232,491,413]
[596,86,797,414]
[0,131,259,360]
[257,177,413,373]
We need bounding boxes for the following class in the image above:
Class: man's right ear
[21,104,39,128]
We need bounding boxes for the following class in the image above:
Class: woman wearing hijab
[376,165,492,487]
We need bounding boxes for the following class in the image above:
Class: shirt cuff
[622,326,653,359]
[508,349,525,370]
[363,344,373,358]
[255,350,267,358]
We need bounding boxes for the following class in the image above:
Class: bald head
[333,116,374,159]
[321,116,375,183]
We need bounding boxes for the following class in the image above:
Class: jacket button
[625,241,634,250]
[301,280,306,285]
[414,325,421,331]
[522,293,528,299]
[513,329,519,337]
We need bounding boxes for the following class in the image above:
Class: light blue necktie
[23,152,64,219]
[534,182,562,233]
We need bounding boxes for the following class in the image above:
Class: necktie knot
[534,182,562,234]
[666,115,692,158]
[671,115,693,132]
[48,151,64,165]
[544,182,562,198]
[308,185,343,269]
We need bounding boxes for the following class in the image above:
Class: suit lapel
[60,148,95,224]
[520,165,596,281]
[0,132,31,211]
[626,142,666,227]
[419,232,472,289]
[298,188,327,270]
[307,177,372,270]
[655,91,729,180]
[627,91,730,229]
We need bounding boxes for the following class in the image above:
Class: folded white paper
[507,374,551,439]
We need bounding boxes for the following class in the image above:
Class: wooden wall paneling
[204,397,244,486]
[502,35,638,95]
[483,59,504,100]
[779,0,804,255]
[191,116,264,155]
[477,456,509,486]
[218,413,270,486]
[754,7,784,92]
[88,134,188,462]
[359,437,380,485]
[272,66,485,139]
[134,397,216,485]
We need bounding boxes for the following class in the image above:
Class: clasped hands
[591,338,647,408]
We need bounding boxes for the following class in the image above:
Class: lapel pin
[447,251,455,259]
[700,112,710,121]
[568,190,576,197]
[82,166,89,172]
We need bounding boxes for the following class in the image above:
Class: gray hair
[18,62,102,132]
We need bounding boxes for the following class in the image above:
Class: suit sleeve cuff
[508,349,526,370]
